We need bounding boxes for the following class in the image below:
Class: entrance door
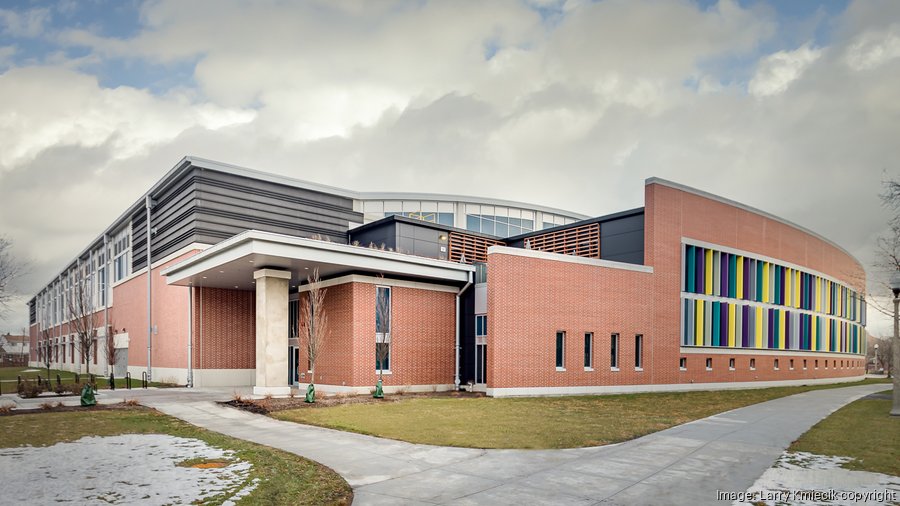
[288,346,300,385]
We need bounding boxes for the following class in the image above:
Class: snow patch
[735,451,900,505]
[0,434,258,504]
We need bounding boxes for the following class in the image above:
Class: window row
[35,225,131,328]
[466,214,535,237]
[556,332,642,370]
[683,244,865,324]
[682,298,864,355]
[384,211,454,226]
[680,356,864,372]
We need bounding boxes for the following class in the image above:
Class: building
[28,157,868,395]
[1,334,29,366]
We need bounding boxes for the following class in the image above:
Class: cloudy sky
[0,0,898,336]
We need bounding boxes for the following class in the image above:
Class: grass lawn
[273,379,891,449]
[790,389,899,476]
[0,407,352,505]
[0,366,173,391]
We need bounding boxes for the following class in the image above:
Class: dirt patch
[0,402,151,417]
[223,390,485,415]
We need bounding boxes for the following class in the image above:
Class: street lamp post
[889,271,900,416]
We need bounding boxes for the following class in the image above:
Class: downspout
[187,286,193,387]
[454,271,474,390]
[145,195,155,382]
[103,234,109,375]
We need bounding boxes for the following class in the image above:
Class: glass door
[288,345,300,385]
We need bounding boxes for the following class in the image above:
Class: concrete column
[253,269,292,396]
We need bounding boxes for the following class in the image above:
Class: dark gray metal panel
[601,214,644,236]
[350,223,397,251]
[600,214,644,265]
[133,165,363,271]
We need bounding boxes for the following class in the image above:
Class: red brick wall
[676,353,866,383]
[192,287,255,370]
[486,182,866,390]
[112,250,199,369]
[487,253,655,389]
[297,281,456,388]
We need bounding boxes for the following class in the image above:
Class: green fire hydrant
[80,383,96,407]
[373,379,384,398]
[305,383,316,403]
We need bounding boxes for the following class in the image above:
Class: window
[584,333,593,369]
[815,359,819,369]
[803,359,807,370]
[825,360,829,369]
[610,333,619,369]
[375,286,391,372]
[774,359,780,370]
[475,315,487,383]
[790,359,794,370]
[729,358,735,370]
[750,358,756,370]
[112,227,131,282]
[679,357,687,370]
[555,331,565,369]
[706,357,712,370]
[634,334,643,369]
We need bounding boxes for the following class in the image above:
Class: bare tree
[105,320,120,376]
[874,176,900,414]
[40,327,54,383]
[67,274,96,375]
[0,236,27,317]
[299,268,328,400]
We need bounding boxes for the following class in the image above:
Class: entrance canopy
[162,230,474,290]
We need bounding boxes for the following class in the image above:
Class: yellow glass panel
[728,304,736,347]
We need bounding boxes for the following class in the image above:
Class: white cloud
[749,43,822,97]
[0,0,898,339]
[845,23,900,71]
[0,7,50,38]
[0,67,255,170]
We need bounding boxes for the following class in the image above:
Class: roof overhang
[162,230,474,290]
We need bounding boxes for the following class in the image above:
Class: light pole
[889,270,900,416]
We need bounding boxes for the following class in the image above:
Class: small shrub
[17,379,43,399]
[395,385,410,396]
[264,393,274,401]
[39,402,55,410]
[289,389,296,399]
[232,391,244,403]
[122,399,139,406]
[0,404,14,414]
[54,401,64,408]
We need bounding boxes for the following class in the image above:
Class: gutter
[454,271,474,390]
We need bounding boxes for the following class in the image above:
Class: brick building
[28,157,867,395]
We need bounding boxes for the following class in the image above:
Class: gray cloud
[1,0,898,337]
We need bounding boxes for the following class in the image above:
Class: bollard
[37,376,43,387]
[109,372,115,391]
[125,372,132,390]
[90,374,95,385]
[74,373,80,385]
[56,374,61,387]
[17,375,21,386]
[141,372,148,389]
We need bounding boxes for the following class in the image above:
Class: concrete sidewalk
[124,383,888,505]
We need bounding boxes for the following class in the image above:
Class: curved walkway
[115,383,886,505]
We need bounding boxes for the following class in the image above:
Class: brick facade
[486,181,866,392]
[296,280,456,389]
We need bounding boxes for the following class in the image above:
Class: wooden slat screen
[448,232,505,264]
[523,223,600,258]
